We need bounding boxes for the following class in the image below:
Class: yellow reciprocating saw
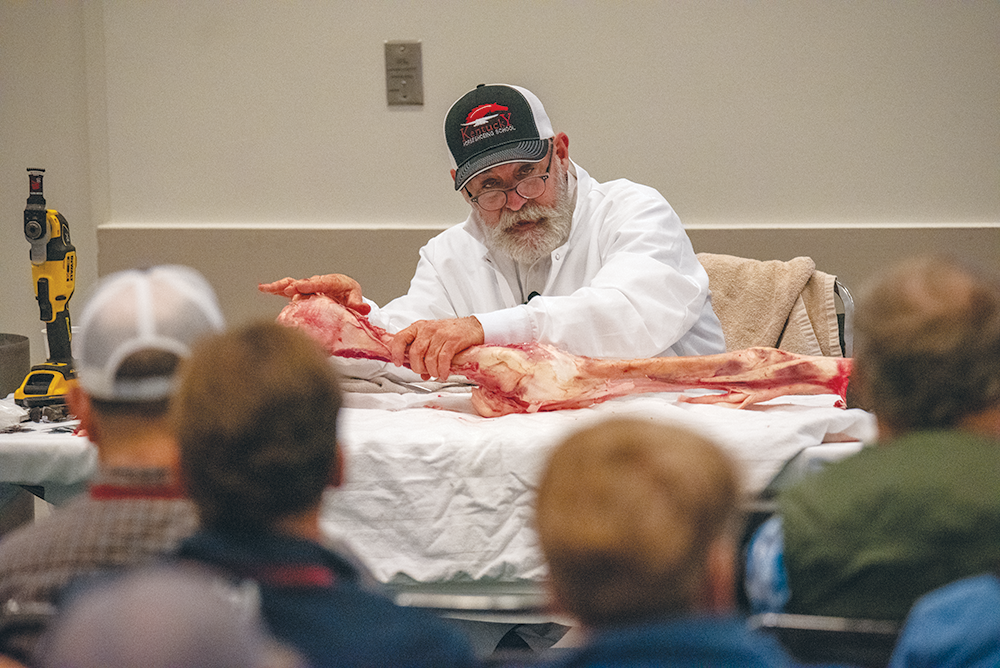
[15,168,78,421]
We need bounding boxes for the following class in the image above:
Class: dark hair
[173,321,342,533]
[88,349,180,418]
[853,254,1000,432]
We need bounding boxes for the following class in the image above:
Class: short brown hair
[88,349,180,419]
[853,254,1000,432]
[173,321,342,533]
[535,418,740,627]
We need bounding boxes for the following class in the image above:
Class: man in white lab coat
[262,83,724,380]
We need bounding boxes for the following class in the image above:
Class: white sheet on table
[0,414,96,487]
[322,391,876,584]
[0,400,28,431]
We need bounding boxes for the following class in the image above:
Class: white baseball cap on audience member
[73,265,225,401]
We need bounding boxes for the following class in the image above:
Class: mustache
[473,167,573,265]
[496,203,552,232]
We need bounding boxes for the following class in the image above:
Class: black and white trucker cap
[445,84,555,191]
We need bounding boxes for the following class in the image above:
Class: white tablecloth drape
[324,390,876,584]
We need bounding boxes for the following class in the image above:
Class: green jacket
[780,430,1000,620]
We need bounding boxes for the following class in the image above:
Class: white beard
[474,170,574,266]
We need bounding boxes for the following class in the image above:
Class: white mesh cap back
[74,265,225,401]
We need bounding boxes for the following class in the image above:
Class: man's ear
[67,384,98,443]
[328,444,344,488]
[705,537,737,614]
[542,577,574,623]
[449,168,457,182]
[554,132,569,160]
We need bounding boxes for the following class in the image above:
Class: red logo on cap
[463,103,509,127]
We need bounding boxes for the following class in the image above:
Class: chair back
[697,253,852,356]
[749,612,899,668]
[0,599,56,665]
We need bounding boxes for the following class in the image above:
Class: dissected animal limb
[275,295,852,417]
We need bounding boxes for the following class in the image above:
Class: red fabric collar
[248,564,338,588]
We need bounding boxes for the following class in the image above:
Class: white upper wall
[98,0,1000,227]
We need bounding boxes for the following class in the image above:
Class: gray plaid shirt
[0,466,197,661]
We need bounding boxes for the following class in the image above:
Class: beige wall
[96,224,999,331]
[3,1,998,363]
[2,2,100,366]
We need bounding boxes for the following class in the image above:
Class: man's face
[464,147,573,265]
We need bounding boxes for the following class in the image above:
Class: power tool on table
[14,168,78,421]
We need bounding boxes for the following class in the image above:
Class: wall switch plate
[385,40,423,106]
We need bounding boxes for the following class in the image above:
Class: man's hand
[389,316,485,381]
[258,274,371,315]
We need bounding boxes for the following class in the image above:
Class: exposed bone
[276,295,852,417]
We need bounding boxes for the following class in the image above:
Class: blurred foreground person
[746,254,1000,620]
[0,266,224,664]
[889,571,1000,668]
[35,565,305,668]
[532,418,822,667]
[171,321,475,668]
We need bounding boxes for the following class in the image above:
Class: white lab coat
[370,163,724,359]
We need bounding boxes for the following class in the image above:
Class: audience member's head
[173,321,343,534]
[71,265,224,427]
[852,254,1000,438]
[535,418,741,629]
[36,565,304,668]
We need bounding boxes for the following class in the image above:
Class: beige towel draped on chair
[697,253,844,357]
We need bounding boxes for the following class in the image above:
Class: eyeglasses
[464,139,554,212]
